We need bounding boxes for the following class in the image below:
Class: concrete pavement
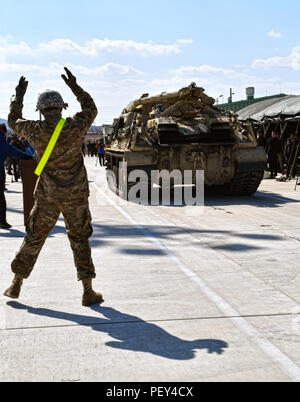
[0,158,300,382]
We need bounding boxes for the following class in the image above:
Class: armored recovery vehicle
[105,83,267,198]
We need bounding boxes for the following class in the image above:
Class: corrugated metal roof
[251,96,300,121]
[238,95,300,122]
[238,96,294,121]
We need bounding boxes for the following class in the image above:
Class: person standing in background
[0,124,32,229]
[257,131,266,149]
[87,141,91,157]
[98,142,105,167]
[266,131,283,179]
[82,142,86,157]
[285,133,297,163]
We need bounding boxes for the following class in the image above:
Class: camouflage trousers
[11,196,96,281]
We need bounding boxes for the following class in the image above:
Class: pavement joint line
[1,312,300,333]
[90,177,300,382]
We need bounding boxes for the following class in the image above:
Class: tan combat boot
[82,279,103,306]
[3,274,24,299]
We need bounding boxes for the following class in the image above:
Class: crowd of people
[257,130,299,179]
[82,141,106,166]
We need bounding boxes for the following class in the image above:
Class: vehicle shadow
[47,222,284,254]
[1,219,285,254]
[7,301,228,360]
[111,186,299,209]
[204,190,299,209]
[94,222,284,252]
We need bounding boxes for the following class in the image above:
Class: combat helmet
[36,90,68,111]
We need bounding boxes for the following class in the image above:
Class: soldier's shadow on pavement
[8,301,228,360]
[0,228,25,238]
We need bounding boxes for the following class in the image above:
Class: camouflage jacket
[8,87,98,200]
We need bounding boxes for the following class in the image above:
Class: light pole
[216,95,224,105]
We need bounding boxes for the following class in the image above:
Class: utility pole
[228,88,235,104]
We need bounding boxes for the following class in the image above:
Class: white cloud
[175,39,194,45]
[71,63,143,76]
[1,71,299,125]
[166,63,293,102]
[0,61,142,77]
[0,35,193,61]
[37,38,193,57]
[0,62,62,74]
[268,29,282,39]
[171,64,260,82]
[2,35,300,125]
[172,65,230,75]
[0,35,34,57]
[252,47,300,70]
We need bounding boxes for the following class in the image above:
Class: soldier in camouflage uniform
[4,68,103,306]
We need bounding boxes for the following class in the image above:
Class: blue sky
[1,0,300,124]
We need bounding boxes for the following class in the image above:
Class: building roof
[238,96,295,121]
[250,96,300,121]
[237,96,300,122]
[217,93,287,113]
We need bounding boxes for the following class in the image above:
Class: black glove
[61,67,78,90]
[15,76,28,99]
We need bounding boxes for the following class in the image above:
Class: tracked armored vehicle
[105,83,267,198]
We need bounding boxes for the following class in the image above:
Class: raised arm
[6,142,32,161]
[8,77,36,142]
[61,67,98,132]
